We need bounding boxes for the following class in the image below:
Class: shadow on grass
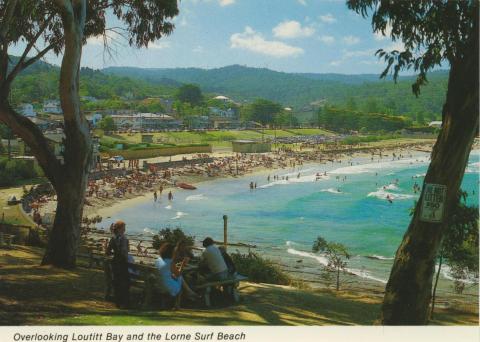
[0,246,477,326]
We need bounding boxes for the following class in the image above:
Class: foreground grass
[0,246,477,326]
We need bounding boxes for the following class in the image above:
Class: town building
[43,100,62,114]
[111,113,182,130]
[18,103,36,117]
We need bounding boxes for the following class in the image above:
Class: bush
[0,158,40,186]
[152,227,195,250]
[230,252,291,285]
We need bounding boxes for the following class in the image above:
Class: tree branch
[5,13,55,85]
[4,41,58,86]
[0,0,18,42]
[0,103,62,187]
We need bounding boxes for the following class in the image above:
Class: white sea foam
[383,184,398,190]
[320,188,345,194]
[367,189,415,200]
[465,161,480,174]
[258,174,330,189]
[287,244,388,284]
[186,194,208,201]
[331,158,429,175]
[165,205,172,210]
[345,267,388,284]
[171,211,187,220]
[437,264,478,284]
[366,254,394,261]
[143,227,155,235]
[413,173,426,178]
[287,248,329,267]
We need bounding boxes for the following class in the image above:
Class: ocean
[103,150,479,289]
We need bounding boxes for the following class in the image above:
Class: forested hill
[104,64,448,117]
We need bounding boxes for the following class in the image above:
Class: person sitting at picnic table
[200,237,229,281]
[105,220,130,308]
[154,241,199,300]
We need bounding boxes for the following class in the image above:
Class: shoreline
[87,139,437,220]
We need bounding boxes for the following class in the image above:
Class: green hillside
[104,65,448,119]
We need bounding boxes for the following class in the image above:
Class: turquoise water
[104,151,479,285]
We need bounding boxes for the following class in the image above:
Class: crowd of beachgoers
[18,140,441,250]
[23,141,433,226]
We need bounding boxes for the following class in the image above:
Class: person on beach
[153,191,157,202]
[200,237,229,281]
[105,220,130,308]
[168,191,173,201]
[153,242,198,300]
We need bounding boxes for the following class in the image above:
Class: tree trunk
[381,43,479,324]
[336,267,340,291]
[40,1,90,269]
[430,253,443,320]
[41,179,86,268]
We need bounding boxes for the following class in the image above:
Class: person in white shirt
[201,237,229,281]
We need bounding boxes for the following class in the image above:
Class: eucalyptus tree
[0,0,178,268]
[347,0,478,324]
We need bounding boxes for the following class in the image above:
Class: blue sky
[27,0,407,74]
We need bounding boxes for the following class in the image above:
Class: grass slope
[0,246,476,326]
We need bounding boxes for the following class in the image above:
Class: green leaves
[347,0,478,95]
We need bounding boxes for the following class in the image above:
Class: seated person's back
[201,237,228,280]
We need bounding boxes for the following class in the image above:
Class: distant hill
[103,65,448,116]
[9,55,448,123]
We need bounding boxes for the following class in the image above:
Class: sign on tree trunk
[420,183,447,223]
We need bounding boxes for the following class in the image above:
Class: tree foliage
[347,0,477,96]
[175,84,203,107]
[313,236,351,291]
[317,105,410,132]
[98,115,115,131]
[244,99,282,126]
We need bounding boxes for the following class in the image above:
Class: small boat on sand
[177,182,197,190]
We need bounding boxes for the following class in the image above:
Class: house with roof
[43,100,62,114]
[18,103,36,117]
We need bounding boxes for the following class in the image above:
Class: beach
[7,137,480,317]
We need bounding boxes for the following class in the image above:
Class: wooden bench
[195,274,248,307]
[0,233,15,248]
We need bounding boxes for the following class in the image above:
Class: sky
[15,0,408,74]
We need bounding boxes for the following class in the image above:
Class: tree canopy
[347,0,478,95]
[175,84,204,107]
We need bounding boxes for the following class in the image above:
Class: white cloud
[273,20,315,39]
[149,41,171,49]
[374,23,392,41]
[318,35,335,44]
[343,35,360,45]
[319,13,336,24]
[230,26,304,58]
[386,41,405,51]
[297,0,307,5]
[86,31,126,47]
[193,45,204,53]
[219,0,235,6]
[329,48,376,67]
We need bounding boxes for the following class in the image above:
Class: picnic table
[78,251,248,309]
[0,232,15,248]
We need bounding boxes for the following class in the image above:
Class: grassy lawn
[0,246,476,326]
[99,128,336,148]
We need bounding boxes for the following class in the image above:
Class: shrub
[230,252,291,285]
[152,227,195,250]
